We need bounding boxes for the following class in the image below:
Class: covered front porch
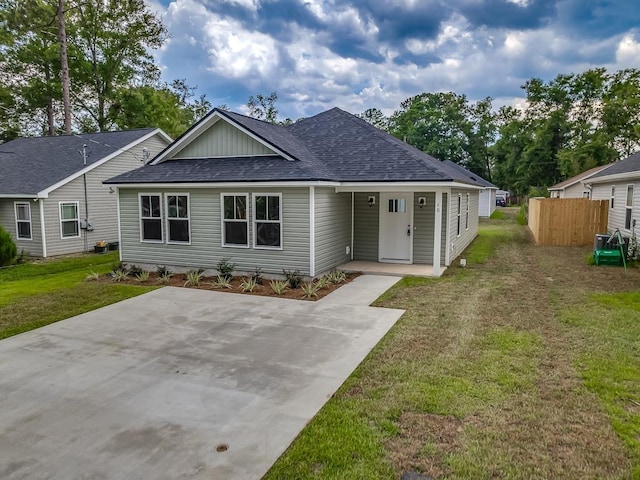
[338,260,446,277]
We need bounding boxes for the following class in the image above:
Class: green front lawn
[0,253,156,340]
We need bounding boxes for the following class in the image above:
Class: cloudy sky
[147,0,640,120]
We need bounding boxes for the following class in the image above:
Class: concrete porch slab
[339,261,446,277]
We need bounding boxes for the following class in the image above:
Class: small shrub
[211,275,233,289]
[217,257,236,280]
[157,265,172,277]
[128,264,143,276]
[270,279,289,295]
[250,267,264,285]
[112,262,128,274]
[301,282,319,298]
[0,226,17,266]
[283,269,303,288]
[315,276,330,289]
[240,277,258,292]
[111,269,129,282]
[327,269,346,284]
[135,270,150,282]
[85,271,100,281]
[585,253,596,266]
[516,204,527,225]
[184,269,204,287]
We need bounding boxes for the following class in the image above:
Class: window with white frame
[456,194,462,236]
[625,184,634,230]
[140,194,163,242]
[465,193,470,230]
[14,202,32,240]
[59,202,79,238]
[166,194,190,243]
[254,194,282,248]
[611,186,615,209]
[222,194,249,246]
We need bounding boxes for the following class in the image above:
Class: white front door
[379,192,413,263]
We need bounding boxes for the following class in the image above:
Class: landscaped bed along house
[105,107,482,278]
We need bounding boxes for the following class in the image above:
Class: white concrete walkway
[339,260,445,277]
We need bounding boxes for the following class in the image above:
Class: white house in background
[588,152,639,238]
[0,129,171,257]
[548,164,612,199]
[443,160,497,217]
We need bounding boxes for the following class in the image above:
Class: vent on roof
[470,176,476,181]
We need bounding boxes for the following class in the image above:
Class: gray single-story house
[548,164,611,199]
[588,152,639,238]
[443,160,497,217]
[105,107,482,277]
[0,129,171,257]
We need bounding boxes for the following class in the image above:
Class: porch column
[433,190,442,276]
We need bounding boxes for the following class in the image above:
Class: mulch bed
[97,271,359,301]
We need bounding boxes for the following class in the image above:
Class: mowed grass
[266,212,640,479]
[0,253,156,340]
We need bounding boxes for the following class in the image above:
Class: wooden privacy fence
[528,198,609,246]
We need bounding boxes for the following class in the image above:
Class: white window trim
[465,193,470,231]
[14,201,32,241]
[456,194,462,237]
[253,192,283,250]
[59,201,80,239]
[625,184,634,230]
[138,193,163,243]
[221,193,250,248]
[610,186,615,210]
[165,193,191,245]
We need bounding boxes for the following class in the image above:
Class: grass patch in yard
[561,292,640,475]
[489,210,506,220]
[462,224,515,266]
[0,252,155,340]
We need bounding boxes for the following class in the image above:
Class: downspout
[351,192,354,260]
[309,186,315,277]
[39,199,47,258]
[82,144,89,253]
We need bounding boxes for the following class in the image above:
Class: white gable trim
[37,129,170,197]
[587,171,640,185]
[152,110,295,164]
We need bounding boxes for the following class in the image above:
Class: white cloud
[614,33,640,68]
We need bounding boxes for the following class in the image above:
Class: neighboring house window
[166,194,190,244]
[626,185,634,230]
[254,194,282,248]
[59,202,80,238]
[14,202,32,240]
[456,194,462,236]
[222,194,249,247]
[465,193,470,230]
[611,186,615,209]
[583,191,590,199]
[140,194,162,242]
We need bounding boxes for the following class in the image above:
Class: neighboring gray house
[588,152,639,238]
[0,129,171,257]
[443,160,497,217]
[105,108,482,277]
[548,164,612,199]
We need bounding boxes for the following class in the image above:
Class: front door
[379,192,413,263]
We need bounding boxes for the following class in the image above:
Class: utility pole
[58,0,72,134]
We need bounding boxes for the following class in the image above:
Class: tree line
[361,68,640,195]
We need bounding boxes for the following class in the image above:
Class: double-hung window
[166,194,190,244]
[15,202,32,240]
[456,194,462,236]
[60,202,80,238]
[140,194,163,242]
[625,185,634,230]
[254,194,282,248]
[222,194,249,247]
[465,193,470,230]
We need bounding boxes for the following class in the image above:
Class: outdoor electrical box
[80,219,94,231]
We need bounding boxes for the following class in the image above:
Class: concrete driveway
[0,275,403,480]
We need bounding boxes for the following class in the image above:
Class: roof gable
[588,152,640,183]
[0,128,168,197]
[548,164,612,190]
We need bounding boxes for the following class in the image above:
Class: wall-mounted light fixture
[109,187,115,194]
[418,197,426,209]
[367,195,376,208]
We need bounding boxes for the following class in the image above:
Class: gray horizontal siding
[448,189,478,263]
[353,192,379,261]
[413,193,435,265]
[175,120,275,158]
[592,180,639,236]
[314,188,351,275]
[44,134,169,256]
[119,187,311,275]
[0,198,44,257]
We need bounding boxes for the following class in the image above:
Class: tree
[357,108,389,131]
[467,97,497,181]
[57,0,71,134]
[71,0,167,131]
[247,91,279,123]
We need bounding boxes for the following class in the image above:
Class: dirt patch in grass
[93,271,359,301]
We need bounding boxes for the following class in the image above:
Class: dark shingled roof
[589,152,640,180]
[106,108,476,185]
[0,129,156,195]
[442,160,496,188]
